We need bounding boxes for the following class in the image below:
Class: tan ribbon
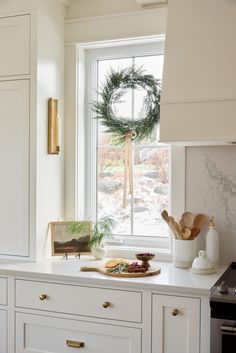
[122,132,136,208]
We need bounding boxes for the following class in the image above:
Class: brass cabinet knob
[102,301,111,308]
[66,340,85,348]
[172,308,179,316]
[39,294,47,301]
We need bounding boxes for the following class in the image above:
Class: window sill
[105,245,172,262]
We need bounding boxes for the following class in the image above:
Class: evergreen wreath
[93,66,161,144]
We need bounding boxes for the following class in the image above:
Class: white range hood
[159,0,236,145]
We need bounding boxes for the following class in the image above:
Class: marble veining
[186,146,236,264]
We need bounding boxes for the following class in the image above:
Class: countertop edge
[0,266,225,296]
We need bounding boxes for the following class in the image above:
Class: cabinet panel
[16,312,141,353]
[0,80,29,256]
[159,0,236,144]
[152,294,200,353]
[0,278,7,305]
[0,15,30,76]
[0,310,7,353]
[15,279,142,322]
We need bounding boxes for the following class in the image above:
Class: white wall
[65,0,167,43]
[35,10,65,259]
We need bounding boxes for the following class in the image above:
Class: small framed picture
[50,221,92,256]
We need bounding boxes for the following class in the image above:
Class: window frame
[75,36,186,260]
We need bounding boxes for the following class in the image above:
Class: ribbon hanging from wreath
[93,66,161,208]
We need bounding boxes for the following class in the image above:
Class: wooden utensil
[161,210,170,224]
[181,227,191,240]
[174,221,182,237]
[169,216,181,239]
[189,227,200,240]
[161,211,179,239]
[179,219,185,230]
[181,212,194,228]
[193,214,206,230]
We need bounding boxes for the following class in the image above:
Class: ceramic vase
[91,246,106,260]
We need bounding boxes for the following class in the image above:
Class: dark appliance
[210,263,236,353]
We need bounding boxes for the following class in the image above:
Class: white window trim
[74,36,186,261]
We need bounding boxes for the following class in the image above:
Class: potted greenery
[68,217,114,259]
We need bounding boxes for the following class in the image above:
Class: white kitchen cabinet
[0,262,221,353]
[0,80,29,256]
[159,0,236,145]
[152,294,200,353]
[0,14,30,77]
[0,310,7,353]
[15,312,141,353]
[0,4,64,260]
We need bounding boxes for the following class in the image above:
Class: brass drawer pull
[66,340,85,348]
[172,308,179,316]
[39,294,47,301]
[102,301,111,308]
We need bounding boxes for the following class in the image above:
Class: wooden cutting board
[80,266,161,278]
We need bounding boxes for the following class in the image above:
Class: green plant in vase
[68,217,114,259]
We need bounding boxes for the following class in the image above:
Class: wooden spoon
[161,211,178,239]
[181,227,192,240]
[161,210,170,224]
[181,212,194,228]
[193,214,206,230]
[189,227,201,240]
[169,216,182,239]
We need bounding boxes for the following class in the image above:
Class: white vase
[173,238,197,268]
[91,246,106,260]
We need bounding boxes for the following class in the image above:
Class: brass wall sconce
[48,98,60,154]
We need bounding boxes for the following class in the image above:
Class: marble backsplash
[186,146,236,265]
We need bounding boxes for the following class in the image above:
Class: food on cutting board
[125,262,147,273]
[104,258,153,274]
[105,258,129,269]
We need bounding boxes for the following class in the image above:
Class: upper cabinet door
[0,14,30,77]
[0,80,29,257]
[159,0,236,144]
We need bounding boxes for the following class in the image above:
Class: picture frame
[50,221,92,256]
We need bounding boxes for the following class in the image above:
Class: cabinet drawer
[16,312,141,353]
[0,15,30,76]
[15,280,142,323]
[0,278,7,306]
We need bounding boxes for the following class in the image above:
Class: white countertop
[0,257,226,295]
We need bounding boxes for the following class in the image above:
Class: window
[76,37,185,256]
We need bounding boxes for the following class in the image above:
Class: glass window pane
[134,55,164,79]
[134,55,163,145]
[133,146,170,237]
[98,58,132,147]
[94,51,169,239]
[97,147,131,235]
